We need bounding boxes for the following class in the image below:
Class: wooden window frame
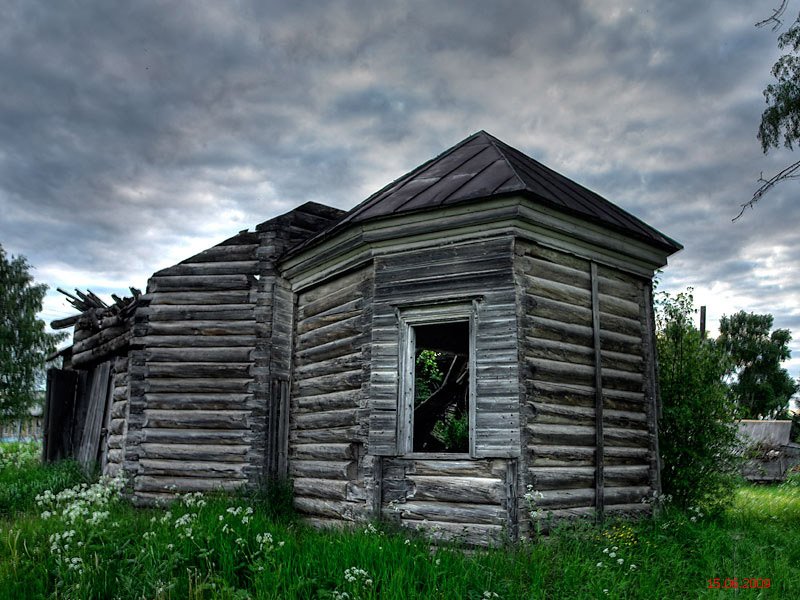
[396,302,478,458]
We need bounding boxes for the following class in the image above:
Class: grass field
[1,442,798,599]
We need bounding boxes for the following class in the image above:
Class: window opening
[412,321,470,453]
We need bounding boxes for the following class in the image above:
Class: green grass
[0,441,87,517]
[1,441,798,599]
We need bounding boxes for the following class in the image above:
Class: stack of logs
[51,287,141,368]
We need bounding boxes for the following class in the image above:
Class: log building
[45,131,681,543]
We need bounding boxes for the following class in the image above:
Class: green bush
[656,290,741,512]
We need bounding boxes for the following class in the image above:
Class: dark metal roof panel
[289,131,682,256]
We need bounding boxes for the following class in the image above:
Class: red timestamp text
[707,578,771,589]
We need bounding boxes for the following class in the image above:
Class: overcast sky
[2,1,799,382]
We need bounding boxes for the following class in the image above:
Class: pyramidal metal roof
[299,131,682,254]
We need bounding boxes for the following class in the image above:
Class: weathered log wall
[290,265,373,525]
[381,457,515,546]
[515,241,655,532]
[120,202,343,502]
[125,232,261,502]
[366,236,520,543]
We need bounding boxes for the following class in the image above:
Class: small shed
[46,131,681,544]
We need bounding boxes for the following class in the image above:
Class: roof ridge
[479,130,527,190]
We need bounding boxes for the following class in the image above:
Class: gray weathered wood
[591,262,605,521]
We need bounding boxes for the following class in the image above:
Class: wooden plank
[591,262,604,522]
[144,347,253,363]
[406,475,504,505]
[146,320,254,336]
[144,378,252,393]
[77,361,112,472]
[134,475,245,493]
[397,501,505,525]
[148,274,253,292]
[142,334,256,348]
[144,393,252,410]
[148,290,252,305]
[143,409,249,429]
[139,459,247,478]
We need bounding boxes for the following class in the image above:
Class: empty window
[412,321,470,453]
[398,303,476,455]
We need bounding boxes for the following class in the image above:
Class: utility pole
[700,305,707,340]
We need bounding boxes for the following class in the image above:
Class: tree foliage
[656,290,740,511]
[717,311,797,418]
[758,17,800,154]
[738,3,800,217]
[0,245,63,422]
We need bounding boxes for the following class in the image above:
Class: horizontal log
[293,408,360,430]
[140,459,246,478]
[51,314,81,329]
[528,424,595,446]
[143,305,254,322]
[525,338,642,373]
[142,334,256,348]
[518,248,590,283]
[599,311,642,338]
[604,427,650,447]
[144,347,253,363]
[144,409,249,429]
[293,477,348,500]
[146,362,251,378]
[387,458,503,478]
[530,467,594,490]
[294,497,366,521]
[406,475,503,505]
[520,273,591,307]
[400,519,504,547]
[140,443,249,461]
[134,475,245,494]
[292,443,355,461]
[296,316,362,352]
[295,334,364,364]
[598,293,641,320]
[290,459,356,480]
[182,243,259,264]
[146,290,252,305]
[293,352,363,381]
[289,425,361,444]
[146,320,254,336]
[535,486,651,510]
[530,466,650,491]
[397,501,506,525]
[148,274,252,292]
[142,428,254,445]
[528,380,646,412]
[299,267,368,306]
[530,296,592,328]
[297,304,363,336]
[295,369,362,397]
[111,400,127,418]
[154,261,259,277]
[295,389,361,412]
[528,358,595,387]
[72,325,127,354]
[144,393,253,410]
[144,378,252,393]
[529,445,596,467]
